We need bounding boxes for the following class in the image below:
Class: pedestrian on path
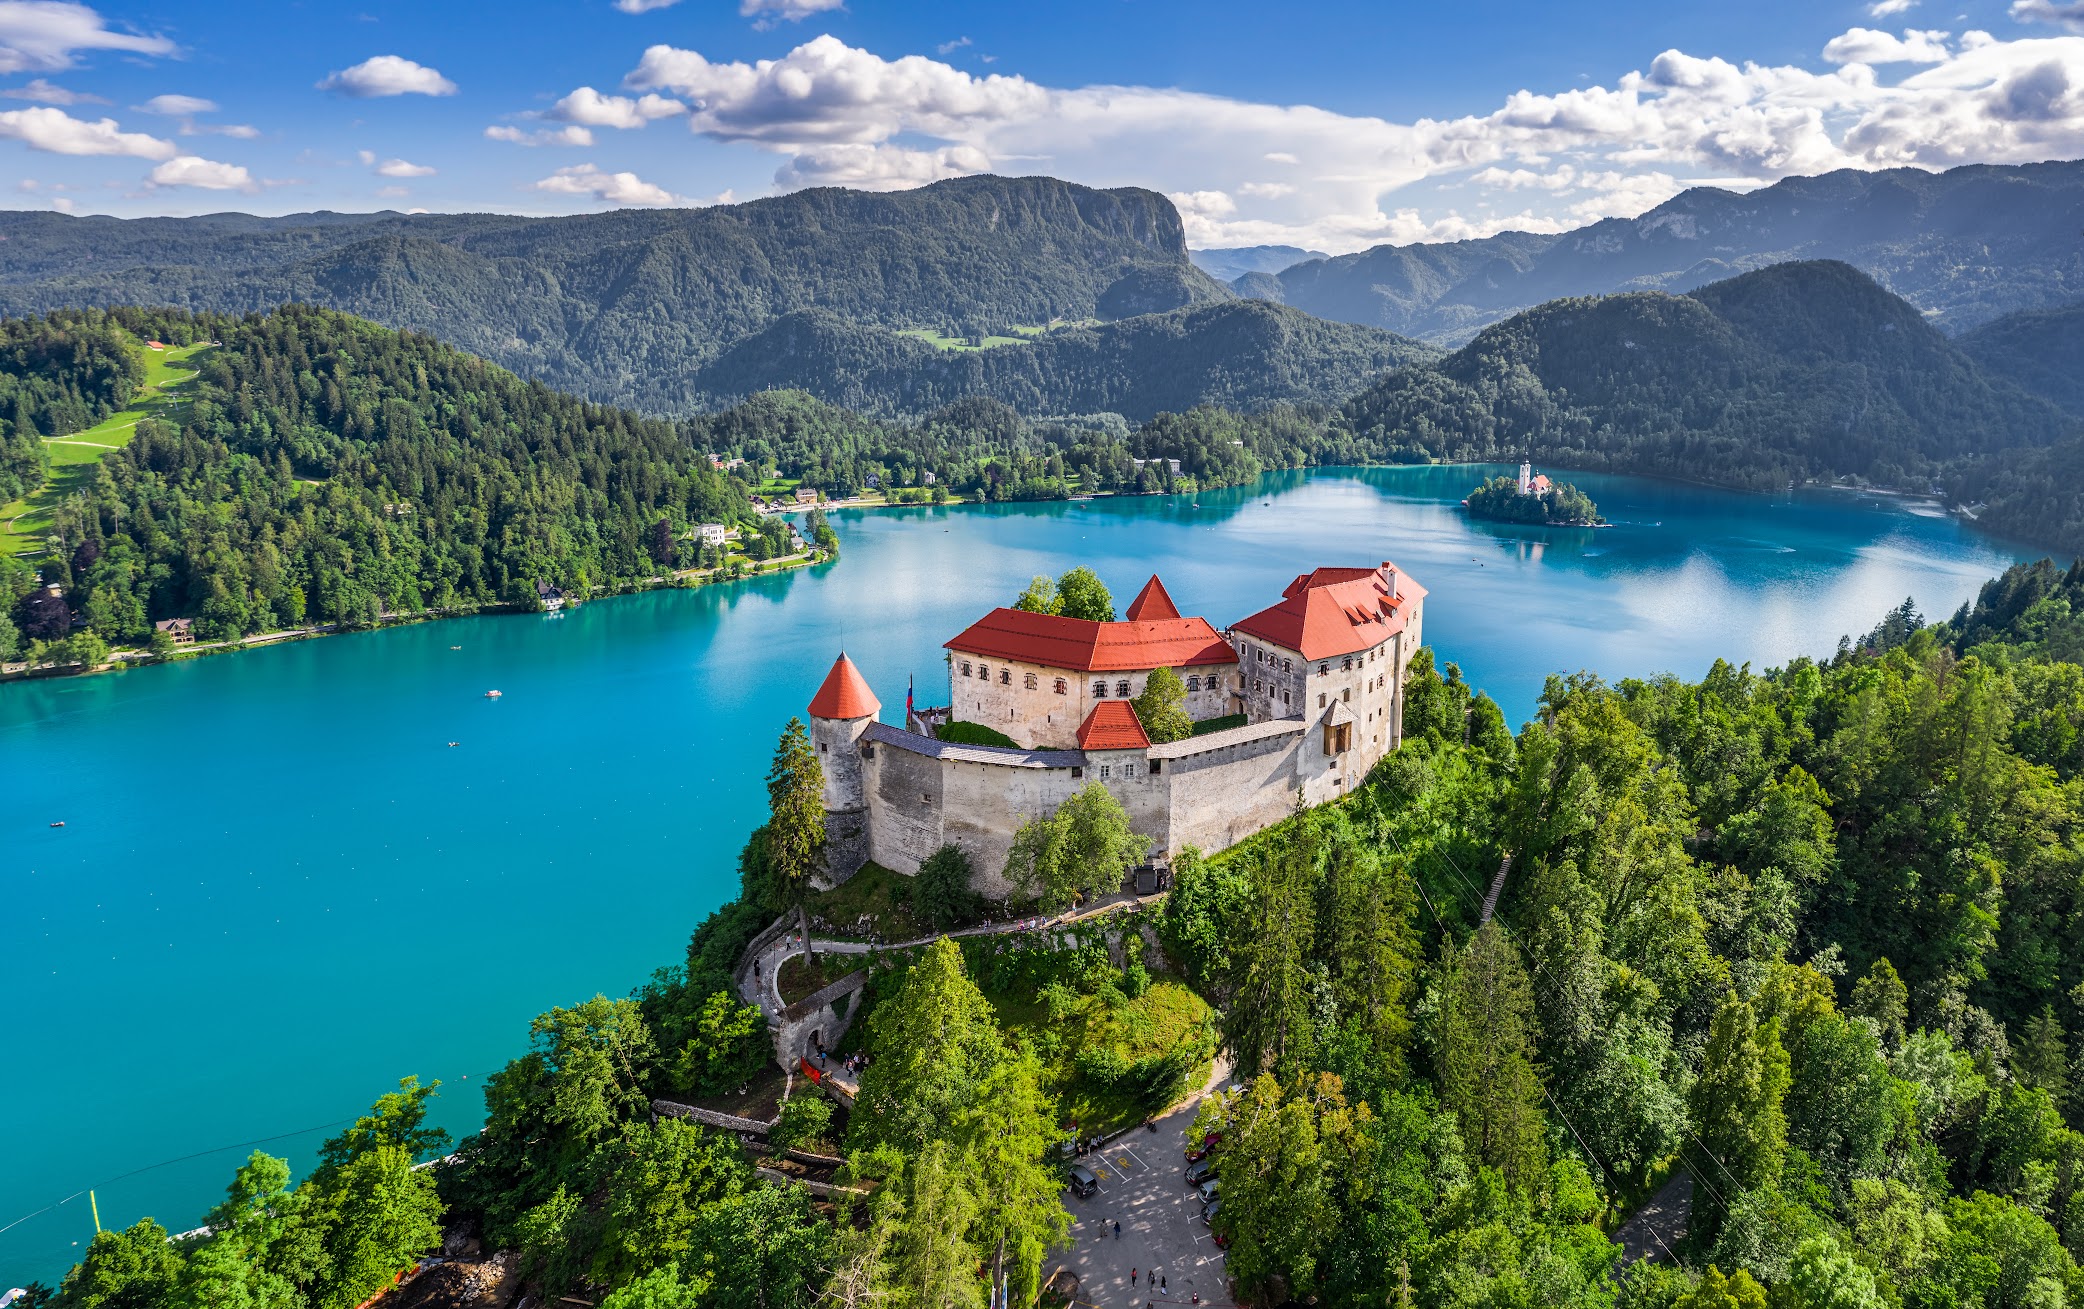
[1113,1219,1121,1240]
[1132,1269,1139,1287]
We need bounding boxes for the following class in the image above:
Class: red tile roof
[1124,574,1182,621]
[808,652,881,719]
[945,608,1237,673]
[1077,700,1151,751]
[1230,562,1427,661]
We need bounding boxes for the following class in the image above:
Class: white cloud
[548,85,685,128]
[531,162,681,205]
[1822,27,1953,63]
[1870,0,1918,12]
[0,2,174,75]
[317,55,456,98]
[2011,0,2084,31]
[374,156,434,177]
[613,0,682,10]
[1,75,100,103]
[0,104,170,156]
[486,123,593,146]
[1167,189,1236,217]
[937,37,971,55]
[610,30,2084,251]
[136,93,214,115]
[147,155,255,191]
[189,121,258,139]
[1239,180,1296,198]
[356,149,374,165]
[738,0,844,27]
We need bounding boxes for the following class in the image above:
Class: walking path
[736,890,1159,1019]
[1613,1172,1692,1265]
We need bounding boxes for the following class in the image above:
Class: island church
[807,562,1426,893]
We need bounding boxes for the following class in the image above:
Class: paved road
[1613,1172,1692,1265]
[1056,1077,1234,1309]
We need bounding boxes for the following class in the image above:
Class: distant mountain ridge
[1251,160,2084,343]
[0,176,1238,415]
[1957,300,2084,418]
[1189,245,1326,282]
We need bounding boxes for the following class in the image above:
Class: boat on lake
[484,690,502,698]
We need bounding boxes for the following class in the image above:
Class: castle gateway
[808,563,1426,894]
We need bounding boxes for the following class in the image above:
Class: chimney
[1381,562,1398,598]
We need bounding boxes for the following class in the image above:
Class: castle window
[1186,675,1200,691]
[1116,681,1130,698]
[1318,663,1328,675]
[820,742,829,753]
[979,665,989,681]
[1343,688,1351,703]
[1100,764,1112,779]
[1283,658,1292,673]
[1071,766,1084,779]
[1001,669,1011,685]
[962,661,972,677]
[1024,672,1038,690]
[1149,758,1162,774]
[1093,680,1107,697]
[1055,678,1068,695]
[1318,693,1326,708]
[1343,657,1353,671]
[1282,689,1291,704]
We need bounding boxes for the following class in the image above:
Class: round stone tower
[806,652,880,883]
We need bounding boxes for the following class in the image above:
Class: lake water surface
[0,464,2042,1283]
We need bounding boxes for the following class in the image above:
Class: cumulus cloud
[1870,0,1918,12]
[136,93,214,115]
[2011,0,2084,31]
[486,123,594,146]
[148,154,255,191]
[374,156,434,176]
[548,86,685,128]
[608,29,2084,250]
[318,55,456,98]
[613,0,682,10]
[1822,27,1954,63]
[0,2,174,75]
[1,75,100,103]
[739,0,845,27]
[0,104,170,156]
[531,162,681,205]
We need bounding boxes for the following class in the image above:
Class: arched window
[1024,672,1038,690]
[1055,678,1068,695]
[1342,657,1353,671]
[1116,680,1131,698]
[1318,663,1328,675]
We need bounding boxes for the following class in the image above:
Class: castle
[807,563,1426,894]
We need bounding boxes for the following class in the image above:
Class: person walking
[1159,1275,1167,1294]
[1132,1269,1139,1287]
[1113,1219,1121,1240]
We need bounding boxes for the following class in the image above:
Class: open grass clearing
[2,340,213,558]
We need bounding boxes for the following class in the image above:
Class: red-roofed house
[1230,561,1425,769]
[941,575,1237,748]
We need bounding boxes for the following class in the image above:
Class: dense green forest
[1959,301,2084,419]
[0,305,753,655]
[35,559,2084,1309]
[1247,159,2084,342]
[685,300,1436,420]
[1339,260,2079,492]
[0,177,1233,415]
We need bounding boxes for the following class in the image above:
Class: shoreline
[0,550,831,686]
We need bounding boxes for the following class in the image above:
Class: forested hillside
[0,177,1233,415]
[1254,159,2084,343]
[687,300,1437,420]
[0,312,147,501]
[37,564,2084,1309]
[1959,300,2084,418]
[1340,260,2079,490]
[0,306,750,651]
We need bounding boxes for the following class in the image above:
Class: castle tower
[807,652,880,883]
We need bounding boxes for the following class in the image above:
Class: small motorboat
[450,645,461,650]
[50,820,64,827]
[447,742,460,748]
[484,690,502,698]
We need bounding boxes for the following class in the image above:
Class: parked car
[1066,1164,1100,1199]
[1185,1158,1216,1186]
[1197,1179,1220,1206]
[1187,1130,1222,1162]
[1202,1199,1221,1227]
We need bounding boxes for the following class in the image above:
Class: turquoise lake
[0,463,2044,1283]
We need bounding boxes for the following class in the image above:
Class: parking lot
[1056,1093,1232,1308]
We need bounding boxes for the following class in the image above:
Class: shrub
[1076,1046,1131,1087]
[769,1094,834,1154]
[914,844,980,929]
[935,720,1018,747]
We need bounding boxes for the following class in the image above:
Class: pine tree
[1847,957,1909,1051]
[1224,825,1319,1076]
[764,717,826,953]
[2015,1005,2070,1103]
[1325,848,1420,1073]
[1436,920,1549,1192]
[1688,994,1791,1226]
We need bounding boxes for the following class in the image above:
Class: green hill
[0,306,752,651]
[688,300,1438,420]
[1339,260,2077,489]
[1957,300,2084,418]
[0,176,1236,415]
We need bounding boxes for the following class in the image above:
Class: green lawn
[988,976,1217,1135]
[897,319,1097,353]
[2,340,214,558]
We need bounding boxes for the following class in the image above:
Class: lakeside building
[1516,461,1553,497]
[808,563,1425,893]
[700,523,729,548]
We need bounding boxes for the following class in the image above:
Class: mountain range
[1242,160,2084,344]
[1188,245,1325,282]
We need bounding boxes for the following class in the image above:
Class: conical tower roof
[1124,574,1182,621]
[808,652,880,720]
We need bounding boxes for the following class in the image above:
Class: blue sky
[2,0,2082,249]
